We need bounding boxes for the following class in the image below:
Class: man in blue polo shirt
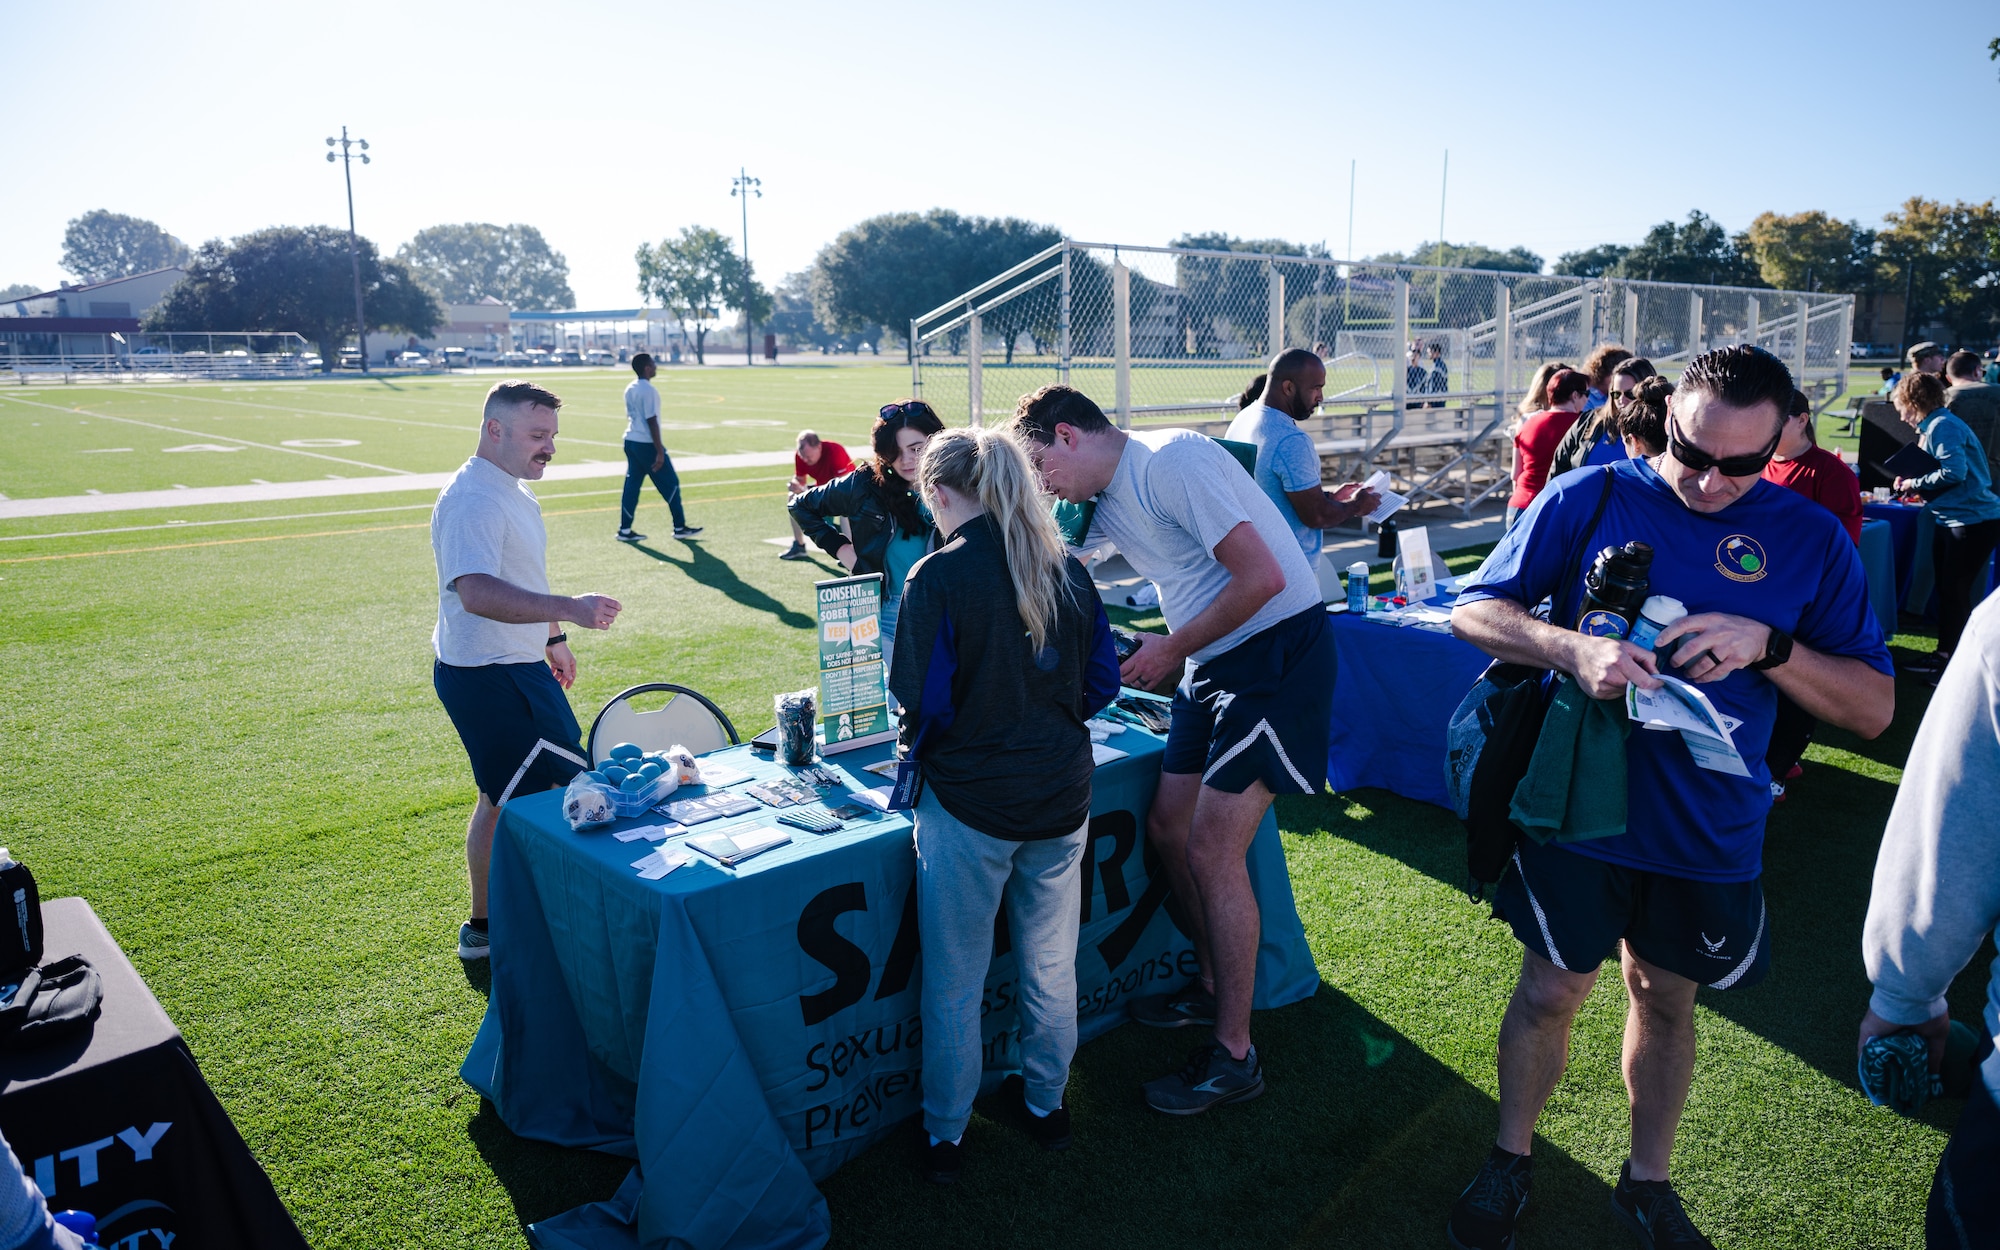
[1444,346,1894,1250]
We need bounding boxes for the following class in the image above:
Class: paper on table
[846,785,896,811]
[692,761,754,787]
[1361,470,1408,525]
[613,823,687,843]
[632,847,693,880]
[1625,675,1751,777]
[1092,741,1129,766]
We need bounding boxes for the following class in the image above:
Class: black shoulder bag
[1444,467,1616,898]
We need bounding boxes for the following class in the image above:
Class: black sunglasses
[879,401,928,423]
[1667,416,1780,478]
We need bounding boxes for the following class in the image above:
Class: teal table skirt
[461,712,1320,1250]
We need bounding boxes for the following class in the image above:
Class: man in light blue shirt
[1224,349,1378,567]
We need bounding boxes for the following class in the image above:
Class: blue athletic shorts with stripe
[1161,606,1334,796]
[1492,834,1770,989]
[434,659,587,803]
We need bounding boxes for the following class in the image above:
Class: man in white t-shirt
[1225,349,1378,567]
[1011,384,1337,1116]
[616,353,701,542]
[433,380,625,959]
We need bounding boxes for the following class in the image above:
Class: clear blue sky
[3,0,1995,308]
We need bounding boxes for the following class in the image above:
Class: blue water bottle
[1345,562,1369,613]
[52,1212,99,1246]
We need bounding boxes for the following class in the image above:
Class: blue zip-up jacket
[1911,407,2000,528]
[888,513,1120,841]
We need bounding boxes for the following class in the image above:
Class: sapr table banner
[462,726,1319,1250]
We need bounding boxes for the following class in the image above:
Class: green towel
[1509,674,1630,844]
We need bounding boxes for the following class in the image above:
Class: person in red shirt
[1506,367,1590,529]
[782,430,854,559]
[1761,388,1865,799]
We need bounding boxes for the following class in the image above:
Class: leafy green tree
[395,223,575,310]
[1553,244,1630,277]
[635,226,767,365]
[808,210,1063,359]
[1169,233,1332,358]
[1742,211,1877,292]
[1878,197,2000,346]
[1617,212,1764,287]
[765,271,860,351]
[60,210,191,282]
[143,226,441,369]
[0,283,41,301]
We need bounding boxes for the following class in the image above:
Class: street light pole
[731,167,761,365]
[326,127,371,372]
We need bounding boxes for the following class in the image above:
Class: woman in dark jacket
[787,400,945,655]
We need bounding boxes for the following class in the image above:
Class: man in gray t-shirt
[431,380,624,961]
[1013,384,1337,1118]
[1225,349,1379,566]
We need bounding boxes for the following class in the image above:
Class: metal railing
[0,332,318,383]
[911,242,1854,514]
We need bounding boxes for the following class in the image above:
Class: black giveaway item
[0,954,101,1051]
[1575,541,1653,638]
[1444,466,1615,897]
[0,850,42,985]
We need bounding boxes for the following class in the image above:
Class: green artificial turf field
[0,363,1982,1249]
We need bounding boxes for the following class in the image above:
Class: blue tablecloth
[1865,501,1997,619]
[462,716,1321,1250]
[1324,608,1490,810]
[1859,517,1897,640]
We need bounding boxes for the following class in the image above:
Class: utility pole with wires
[731,168,761,365]
[325,128,371,372]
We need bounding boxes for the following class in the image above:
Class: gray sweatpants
[914,789,1087,1142]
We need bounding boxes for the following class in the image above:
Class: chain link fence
[912,242,1853,513]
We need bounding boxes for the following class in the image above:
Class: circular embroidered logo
[1579,609,1629,638]
[1715,535,1768,583]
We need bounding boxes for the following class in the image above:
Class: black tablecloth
[0,897,307,1249]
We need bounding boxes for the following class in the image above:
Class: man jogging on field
[1011,384,1333,1116]
[616,352,701,542]
[1445,346,1894,1250]
[432,380,624,960]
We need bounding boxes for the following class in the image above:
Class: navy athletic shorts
[433,659,587,803]
[1493,834,1770,989]
[1162,606,1334,796]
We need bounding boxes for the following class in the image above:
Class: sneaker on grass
[1142,1043,1262,1115]
[1610,1160,1714,1249]
[457,922,490,960]
[778,542,811,561]
[1129,984,1217,1028]
[615,529,645,543]
[1000,1073,1071,1151]
[673,525,704,538]
[1447,1147,1531,1250]
[923,1135,961,1185]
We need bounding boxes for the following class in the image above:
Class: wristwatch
[1750,627,1792,671]
[545,632,568,648]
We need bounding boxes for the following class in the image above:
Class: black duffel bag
[0,954,102,1050]
[1444,467,1615,898]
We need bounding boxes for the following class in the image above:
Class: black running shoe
[923,1136,962,1185]
[615,529,645,543]
[1142,1043,1263,1114]
[1447,1148,1532,1250]
[778,542,811,560]
[1611,1160,1714,1249]
[1001,1074,1072,1151]
[673,525,704,538]
[1129,985,1217,1028]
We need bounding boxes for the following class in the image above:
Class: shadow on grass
[461,956,492,997]
[821,987,1626,1249]
[630,540,815,630]
[466,1100,633,1231]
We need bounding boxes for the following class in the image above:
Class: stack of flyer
[1624,675,1750,777]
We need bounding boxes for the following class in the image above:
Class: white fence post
[1267,263,1285,358]
[967,311,983,427]
[1793,295,1810,383]
[1059,242,1072,386]
[1391,274,1410,414]
[1688,293,1705,357]
[1494,282,1511,423]
[1113,259,1131,430]
[1746,295,1760,349]
[1622,288,1639,351]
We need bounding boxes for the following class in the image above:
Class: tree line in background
[19,194,1998,366]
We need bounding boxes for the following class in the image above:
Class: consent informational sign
[815,574,893,754]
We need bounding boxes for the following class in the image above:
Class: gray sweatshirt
[1862,592,2000,1098]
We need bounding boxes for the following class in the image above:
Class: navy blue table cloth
[1323,608,1490,810]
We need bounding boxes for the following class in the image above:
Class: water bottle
[1574,542,1653,639]
[1345,562,1370,613]
[0,849,41,984]
[1627,595,1688,652]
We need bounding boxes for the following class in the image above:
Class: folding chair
[587,683,740,764]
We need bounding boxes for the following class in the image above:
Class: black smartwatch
[1750,627,1793,671]
[546,632,568,648]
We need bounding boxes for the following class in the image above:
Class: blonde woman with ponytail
[888,426,1120,1184]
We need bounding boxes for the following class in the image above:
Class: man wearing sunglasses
[1444,346,1894,1250]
